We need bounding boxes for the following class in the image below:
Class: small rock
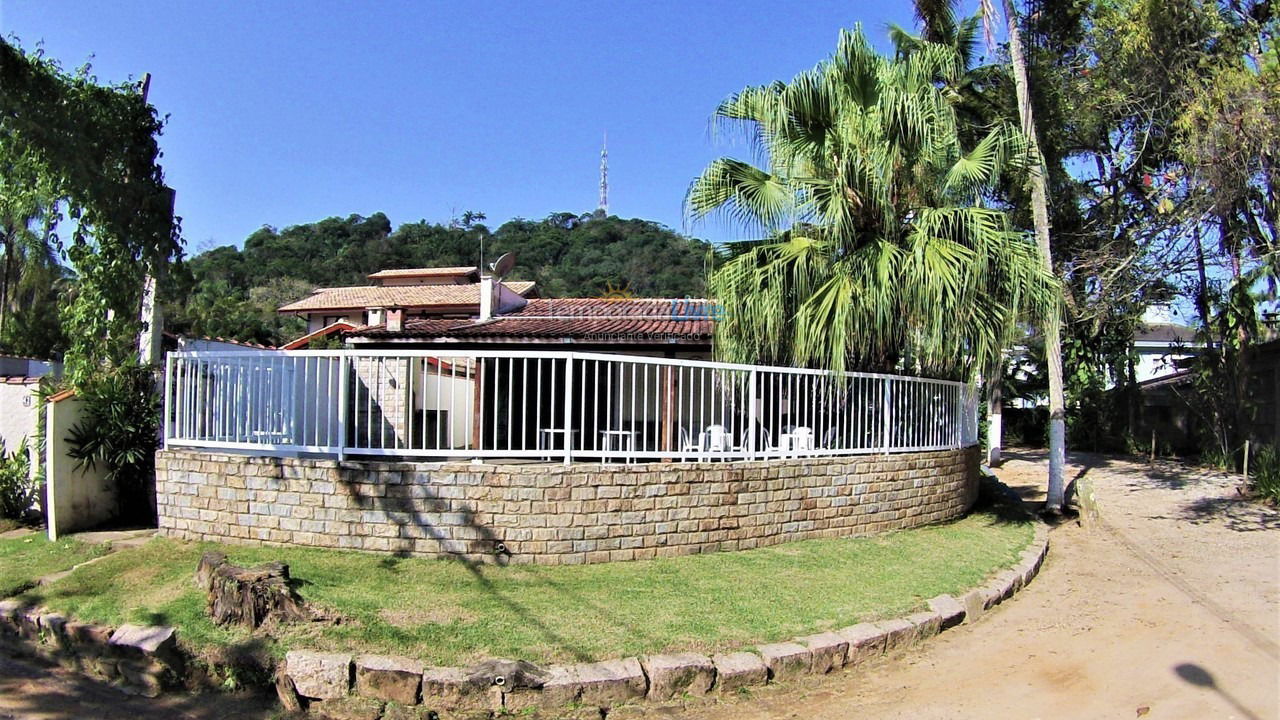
[710,652,767,694]
[835,623,887,667]
[926,595,966,629]
[796,633,848,674]
[286,650,352,700]
[756,642,811,681]
[641,652,715,700]
[355,654,424,705]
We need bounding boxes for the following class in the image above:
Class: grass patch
[0,532,109,597]
[20,505,1031,667]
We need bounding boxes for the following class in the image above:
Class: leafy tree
[165,212,712,346]
[685,26,1056,378]
[0,39,180,383]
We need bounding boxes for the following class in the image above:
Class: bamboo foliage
[687,27,1057,378]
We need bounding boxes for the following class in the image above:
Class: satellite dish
[490,252,516,279]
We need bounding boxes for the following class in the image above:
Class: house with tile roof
[278,266,539,336]
[278,265,713,356]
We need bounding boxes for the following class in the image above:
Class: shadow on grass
[342,465,599,663]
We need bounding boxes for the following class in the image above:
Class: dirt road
[2,450,1276,719]
[683,450,1280,720]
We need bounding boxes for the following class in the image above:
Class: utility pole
[599,132,609,215]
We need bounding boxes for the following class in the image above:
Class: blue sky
[0,0,949,253]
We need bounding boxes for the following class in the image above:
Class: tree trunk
[195,552,308,629]
[987,374,1004,466]
[1003,0,1067,512]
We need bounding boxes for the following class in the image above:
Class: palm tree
[996,0,1068,512]
[686,27,1056,379]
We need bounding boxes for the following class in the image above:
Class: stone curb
[0,479,1050,717]
[0,600,181,697]
[278,481,1053,718]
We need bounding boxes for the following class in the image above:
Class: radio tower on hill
[598,132,609,215]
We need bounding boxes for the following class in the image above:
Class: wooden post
[660,365,676,460]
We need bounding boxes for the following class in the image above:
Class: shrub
[66,363,159,525]
[1249,444,1280,504]
[0,438,37,520]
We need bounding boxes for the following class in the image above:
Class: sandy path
[680,450,1280,720]
[1,450,1276,719]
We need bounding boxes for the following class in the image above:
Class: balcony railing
[164,349,978,463]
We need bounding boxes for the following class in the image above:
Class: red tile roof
[0,376,42,385]
[278,281,537,314]
[349,298,714,344]
[367,266,478,279]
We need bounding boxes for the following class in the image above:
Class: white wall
[46,395,115,540]
[0,383,39,458]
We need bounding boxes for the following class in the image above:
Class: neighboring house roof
[278,281,537,314]
[162,332,274,351]
[1134,322,1199,347]
[0,376,43,385]
[1138,369,1195,390]
[280,321,357,350]
[367,266,478,280]
[348,297,714,344]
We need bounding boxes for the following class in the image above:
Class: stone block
[756,642,811,681]
[903,610,943,643]
[835,622,887,666]
[573,657,647,706]
[927,595,965,629]
[871,618,915,652]
[355,654,424,705]
[796,632,848,674]
[641,652,715,700]
[108,625,178,667]
[420,665,488,710]
[960,588,987,623]
[307,696,385,720]
[710,651,767,693]
[286,650,352,700]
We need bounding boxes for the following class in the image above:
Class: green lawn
[0,532,109,597]
[18,506,1031,667]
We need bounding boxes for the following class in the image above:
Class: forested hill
[163,211,714,346]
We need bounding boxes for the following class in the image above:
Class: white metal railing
[164,349,978,463]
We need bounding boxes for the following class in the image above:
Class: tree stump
[195,551,308,629]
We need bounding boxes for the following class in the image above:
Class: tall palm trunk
[1002,0,1066,512]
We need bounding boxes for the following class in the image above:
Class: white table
[538,428,579,459]
[600,429,638,463]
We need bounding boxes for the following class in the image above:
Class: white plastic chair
[791,426,814,453]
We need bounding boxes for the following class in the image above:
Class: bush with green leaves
[1249,444,1280,504]
[66,363,159,525]
[0,438,36,520]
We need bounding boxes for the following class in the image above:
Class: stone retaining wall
[156,447,979,565]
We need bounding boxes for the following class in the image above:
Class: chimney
[386,308,404,332]
[479,275,495,321]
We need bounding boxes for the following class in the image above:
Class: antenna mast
[599,131,608,214]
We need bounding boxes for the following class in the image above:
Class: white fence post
[163,353,174,446]
[748,368,758,461]
[882,376,892,454]
[336,355,349,462]
[563,356,575,466]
